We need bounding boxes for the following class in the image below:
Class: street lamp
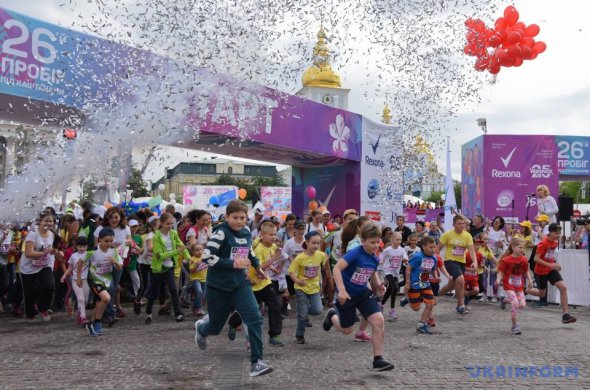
[477,118,487,134]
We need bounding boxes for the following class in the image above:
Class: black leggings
[146,268,181,317]
[136,263,151,301]
[21,267,55,318]
[381,274,399,308]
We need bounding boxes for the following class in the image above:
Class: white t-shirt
[94,225,131,258]
[69,252,89,280]
[20,230,55,275]
[282,237,304,276]
[88,247,122,288]
[487,228,507,258]
[380,247,408,277]
[404,246,421,260]
[306,222,325,234]
[161,232,174,268]
[139,232,154,265]
[186,226,209,245]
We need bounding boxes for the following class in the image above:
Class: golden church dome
[302,26,341,88]
[382,103,392,124]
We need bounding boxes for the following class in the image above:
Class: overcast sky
[2,0,589,182]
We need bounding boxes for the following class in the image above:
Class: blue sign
[556,136,590,176]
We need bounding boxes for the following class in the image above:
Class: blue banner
[556,136,590,176]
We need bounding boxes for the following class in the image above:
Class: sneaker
[158,307,171,316]
[354,331,372,342]
[116,307,126,318]
[464,306,472,313]
[478,296,487,303]
[388,309,398,321]
[296,336,305,344]
[417,323,433,335]
[500,297,507,310]
[86,322,97,337]
[455,306,466,315]
[373,358,395,372]
[145,315,152,325]
[133,300,141,315]
[491,297,498,303]
[195,316,208,350]
[227,326,237,341]
[140,298,148,305]
[176,314,185,323]
[511,324,522,335]
[40,311,51,321]
[195,309,206,317]
[269,336,284,347]
[250,359,273,377]
[93,320,103,335]
[427,318,436,327]
[323,308,337,331]
[399,297,408,307]
[562,313,577,324]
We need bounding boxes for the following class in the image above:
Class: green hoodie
[151,229,190,274]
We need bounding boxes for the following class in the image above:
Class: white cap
[128,219,139,227]
[147,216,158,223]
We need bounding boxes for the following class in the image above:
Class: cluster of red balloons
[464,6,546,75]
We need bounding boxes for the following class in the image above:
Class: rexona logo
[491,169,521,178]
[530,164,553,178]
[365,155,385,167]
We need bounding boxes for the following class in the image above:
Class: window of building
[228,167,233,174]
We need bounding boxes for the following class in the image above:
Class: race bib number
[350,267,373,285]
[32,254,50,267]
[508,275,522,288]
[96,262,112,274]
[420,258,435,271]
[196,262,208,272]
[231,247,250,267]
[303,265,319,279]
[388,256,402,270]
[452,246,465,257]
[545,249,555,261]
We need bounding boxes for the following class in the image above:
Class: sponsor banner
[182,185,237,211]
[461,136,484,219]
[360,118,404,228]
[403,208,445,224]
[556,136,590,176]
[483,135,558,223]
[260,186,292,220]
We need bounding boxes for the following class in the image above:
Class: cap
[519,220,532,229]
[294,219,306,229]
[548,223,562,232]
[322,209,331,215]
[343,209,358,219]
[254,208,263,215]
[128,219,139,227]
[148,216,159,223]
[535,214,550,223]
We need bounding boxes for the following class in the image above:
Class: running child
[463,236,484,310]
[402,236,438,335]
[496,237,539,335]
[60,236,91,329]
[188,243,207,317]
[194,200,273,377]
[87,228,123,335]
[288,231,330,344]
[250,221,284,347]
[533,223,577,324]
[323,223,394,371]
[379,232,407,321]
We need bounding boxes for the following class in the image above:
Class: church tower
[381,102,393,124]
[296,26,350,110]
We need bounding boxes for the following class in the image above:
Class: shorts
[408,288,434,310]
[445,260,465,279]
[430,282,440,297]
[335,289,380,328]
[537,270,563,290]
[88,280,108,296]
[464,278,479,291]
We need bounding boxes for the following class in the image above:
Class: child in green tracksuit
[194,200,273,377]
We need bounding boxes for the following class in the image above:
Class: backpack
[179,224,192,244]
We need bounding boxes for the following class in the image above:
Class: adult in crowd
[536,184,559,223]
[468,214,486,238]
[413,221,429,242]
[248,208,264,233]
[185,210,212,247]
[277,214,297,245]
[394,215,412,246]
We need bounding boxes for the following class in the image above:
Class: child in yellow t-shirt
[288,231,331,344]
[188,243,207,317]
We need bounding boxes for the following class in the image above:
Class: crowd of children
[0,197,580,377]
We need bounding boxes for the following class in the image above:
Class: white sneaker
[250,359,273,377]
[194,315,208,350]
[491,297,498,303]
[477,296,486,303]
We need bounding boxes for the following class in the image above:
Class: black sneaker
[562,313,577,324]
[158,307,171,316]
[305,318,312,328]
[323,308,337,331]
[399,298,408,307]
[176,314,185,323]
[373,358,395,371]
[296,336,305,344]
[86,322,97,337]
[133,300,141,315]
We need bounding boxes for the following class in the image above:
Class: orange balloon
[238,188,247,200]
[318,205,327,213]
[309,200,319,211]
[104,202,113,208]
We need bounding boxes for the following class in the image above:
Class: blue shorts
[335,289,380,328]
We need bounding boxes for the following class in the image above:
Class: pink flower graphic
[329,114,350,156]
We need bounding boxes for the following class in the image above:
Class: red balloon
[514,57,524,67]
[507,45,522,58]
[507,31,523,44]
[521,46,533,59]
[504,6,520,26]
[495,17,507,30]
[475,58,489,71]
[513,22,526,33]
[489,65,501,75]
[465,18,475,28]
[530,52,538,60]
[525,24,540,37]
[522,37,535,48]
[488,33,502,47]
[532,41,547,54]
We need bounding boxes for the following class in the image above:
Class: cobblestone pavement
[1,297,588,389]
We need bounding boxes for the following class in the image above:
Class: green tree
[454,182,462,210]
[128,168,150,198]
[559,181,583,201]
[426,190,444,204]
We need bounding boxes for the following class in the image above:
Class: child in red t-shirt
[533,223,576,324]
[496,237,538,335]
[463,239,484,310]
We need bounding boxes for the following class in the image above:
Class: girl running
[60,236,91,327]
